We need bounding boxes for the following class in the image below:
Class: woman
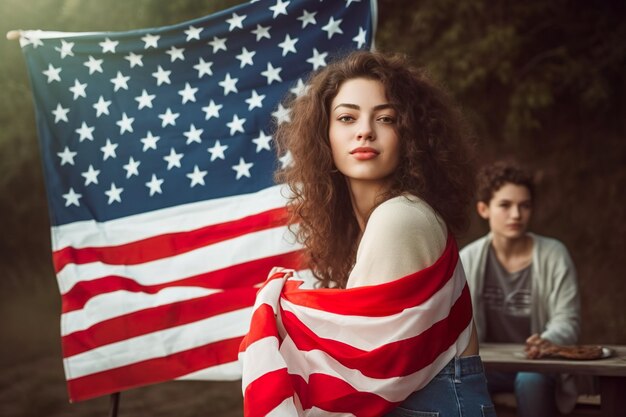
[460,162,580,417]
[240,51,495,417]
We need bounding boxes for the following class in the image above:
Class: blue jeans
[486,371,556,417]
[386,356,496,417]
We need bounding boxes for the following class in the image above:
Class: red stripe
[282,235,459,316]
[292,373,398,417]
[67,336,243,402]
[241,286,471,416]
[61,251,302,313]
[239,304,279,352]
[281,285,472,379]
[62,287,257,357]
[243,368,293,417]
[239,270,296,351]
[242,366,399,417]
[53,207,288,272]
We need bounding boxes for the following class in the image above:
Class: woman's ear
[477,201,490,220]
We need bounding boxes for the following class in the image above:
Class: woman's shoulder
[368,194,447,237]
[346,195,447,287]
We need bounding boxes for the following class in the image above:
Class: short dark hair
[476,162,534,203]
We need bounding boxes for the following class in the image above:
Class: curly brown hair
[476,162,535,204]
[275,50,476,288]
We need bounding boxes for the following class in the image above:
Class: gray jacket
[460,232,581,413]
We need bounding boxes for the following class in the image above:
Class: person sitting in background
[460,161,581,417]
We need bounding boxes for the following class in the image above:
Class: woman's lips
[350,147,379,160]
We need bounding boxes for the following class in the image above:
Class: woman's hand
[267,267,294,280]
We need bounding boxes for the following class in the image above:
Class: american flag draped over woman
[240,236,473,416]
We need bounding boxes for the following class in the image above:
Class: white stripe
[291,269,317,289]
[63,306,253,380]
[252,273,290,312]
[279,324,472,403]
[239,337,287,389]
[176,360,242,381]
[303,409,355,417]
[57,226,300,293]
[280,262,467,350]
[61,287,220,336]
[20,30,103,40]
[50,184,289,250]
[240,324,471,413]
[266,397,299,417]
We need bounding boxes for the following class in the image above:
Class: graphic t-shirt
[483,246,531,343]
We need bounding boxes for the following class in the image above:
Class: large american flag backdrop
[18,0,375,402]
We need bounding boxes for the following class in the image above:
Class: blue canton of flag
[19,0,375,402]
[23,0,374,225]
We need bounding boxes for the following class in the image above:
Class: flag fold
[239,235,473,417]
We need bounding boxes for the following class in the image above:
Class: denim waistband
[437,355,484,377]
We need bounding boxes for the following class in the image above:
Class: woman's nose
[356,121,374,141]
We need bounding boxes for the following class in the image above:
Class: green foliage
[377,0,626,141]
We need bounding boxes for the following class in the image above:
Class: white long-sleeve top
[347,194,448,288]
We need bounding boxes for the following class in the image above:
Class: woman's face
[477,182,533,240]
[328,78,400,190]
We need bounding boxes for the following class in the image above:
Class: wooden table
[479,343,626,417]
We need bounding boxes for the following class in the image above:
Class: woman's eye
[377,116,395,124]
[338,115,355,122]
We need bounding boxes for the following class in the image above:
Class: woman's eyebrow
[333,103,359,111]
[332,103,393,111]
[496,198,532,204]
[373,103,393,111]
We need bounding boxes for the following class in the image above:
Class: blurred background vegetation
[0,0,624,416]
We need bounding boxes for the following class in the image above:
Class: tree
[377,0,626,141]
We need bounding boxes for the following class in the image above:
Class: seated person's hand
[524,333,552,359]
[524,333,603,359]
